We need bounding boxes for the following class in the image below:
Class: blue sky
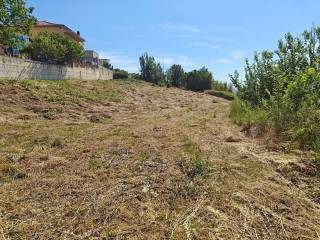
[28,0,320,81]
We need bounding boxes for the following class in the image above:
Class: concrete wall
[0,55,113,81]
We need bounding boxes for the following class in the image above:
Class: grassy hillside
[0,79,319,239]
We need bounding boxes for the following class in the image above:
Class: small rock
[142,186,149,193]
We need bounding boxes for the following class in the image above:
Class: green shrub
[205,90,235,100]
[113,69,129,79]
[25,31,84,65]
[291,106,320,150]
[212,80,233,92]
[190,157,213,179]
[230,25,320,152]
[129,73,141,80]
[183,137,213,179]
[230,98,269,128]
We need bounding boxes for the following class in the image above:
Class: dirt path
[0,80,319,239]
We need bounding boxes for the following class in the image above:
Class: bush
[212,80,233,92]
[291,105,320,150]
[230,98,269,127]
[184,67,213,92]
[205,90,235,100]
[25,31,84,65]
[129,73,141,80]
[113,69,129,79]
[230,25,320,151]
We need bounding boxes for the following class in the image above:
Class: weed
[0,164,27,183]
[230,98,268,127]
[32,135,51,147]
[188,157,213,179]
[41,108,63,120]
[51,138,64,148]
[183,137,213,179]
[88,159,103,171]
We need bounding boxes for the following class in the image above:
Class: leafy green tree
[113,68,129,79]
[26,31,84,64]
[167,64,185,87]
[139,53,164,84]
[230,25,320,151]
[0,0,36,47]
[103,60,113,70]
[185,67,213,92]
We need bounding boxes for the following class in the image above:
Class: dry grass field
[0,79,319,239]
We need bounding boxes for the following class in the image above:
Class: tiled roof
[36,21,59,27]
[34,21,85,42]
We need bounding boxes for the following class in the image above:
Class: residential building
[99,59,109,66]
[31,21,85,46]
[82,50,99,67]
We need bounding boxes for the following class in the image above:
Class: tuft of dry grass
[0,164,27,182]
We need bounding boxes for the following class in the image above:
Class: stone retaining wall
[0,55,113,80]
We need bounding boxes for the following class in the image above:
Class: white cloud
[176,56,196,67]
[232,50,246,60]
[212,50,245,66]
[99,51,139,72]
[131,33,235,43]
[156,55,197,69]
[156,57,174,65]
[193,42,220,50]
[160,23,201,34]
[201,36,235,43]
[210,24,247,32]
[99,52,198,72]
[218,59,231,64]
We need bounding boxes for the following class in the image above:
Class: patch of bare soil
[0,79,319,239]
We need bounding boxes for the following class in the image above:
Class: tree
[139,53,164,84]
[230,25,320,151]
[113,68,129,79]
[103,60,113,70]
[185,67,213,92]
[25,31,84,65]
[0,0,36,47]
[167,64,184,87]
